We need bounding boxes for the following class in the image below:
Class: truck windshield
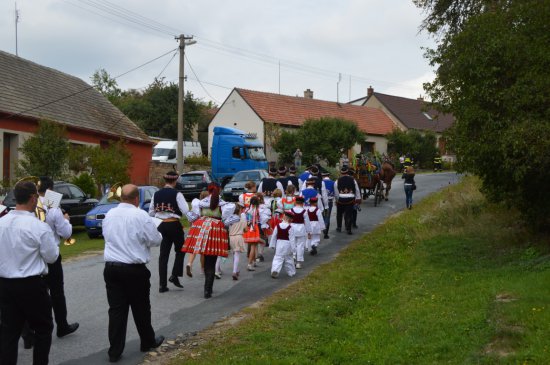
[246,147,266,160]
[152,148,171,157]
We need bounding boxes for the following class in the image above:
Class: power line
[184,54,220,104]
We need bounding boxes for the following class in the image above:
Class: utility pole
[175,34,196,173]
[15,2,20,56]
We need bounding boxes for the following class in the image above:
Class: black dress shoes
[109,354,122,363]
[159,286,169,293]
[168,275,183,288]
[57,322,79,338]
[140,335,165,352]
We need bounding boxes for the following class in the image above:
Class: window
[143,188,154,202]
[55,186,71,199]
[68,185,85,199]
[232,147,241,159]
[246,147,266,160]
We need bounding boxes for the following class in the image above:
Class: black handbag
[412,184,417,191]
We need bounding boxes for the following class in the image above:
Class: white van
[152,141,202,163]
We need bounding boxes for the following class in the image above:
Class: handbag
[412,183,417,191]
[243,224,261,243]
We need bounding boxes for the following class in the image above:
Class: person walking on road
[0,180,59,365]
[103,184,164,363]
[269,210,296,278]
[149,171,189,293]
[334,166,361,235]
[293,148,302,168]
[402,166,416,209]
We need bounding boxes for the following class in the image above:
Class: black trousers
[157,221,185,288]
[104,263,156,359]
[47,255,69,330]
[0,276,53,365]
[336,198,355,233]
[203,255,217,296]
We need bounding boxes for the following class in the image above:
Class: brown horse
[379,161,396,201]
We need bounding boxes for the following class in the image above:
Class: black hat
[310,165,319,174]
[277,166,287,175]
[340,166,349,174]
[321,172,330,177]
[306,177,317,185]
[310,196,318,203]
[164,171,179,181]
[295,195,305,203]
[289,165,297,174]
[268,166,278,175]
[284,210,295,219]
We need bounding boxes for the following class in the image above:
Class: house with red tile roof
[209,88,397,161]
[0,50,154,184]
[350,86,455,155]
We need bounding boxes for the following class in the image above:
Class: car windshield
[232,171,260,182]
[152,148,171,157]
[179,174,204,183]
[246,147,266,160]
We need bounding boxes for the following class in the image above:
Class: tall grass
[170,176,550,364]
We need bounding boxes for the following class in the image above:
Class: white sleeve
[321,182,329,209]
[304,211,312,233]
[176,192,189,215]
[140,211,163,247]
[276,181,284,193]
[317,209,326,230]
[148,195,156,217]
[50,207,72,240]
[334,181,339,199]
[221,202,236,220]
[259,205,271,227]
[269,227,278,248]
[354,180,361,200]
[39,226,60,264]
[257,182,264,193]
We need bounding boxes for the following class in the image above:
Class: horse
[379,161,396,201]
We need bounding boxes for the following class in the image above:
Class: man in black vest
[148,171,189,293]
[334,166,361,235]
[287,166,300,193]
[276,166,289,192]
[258,166,284,197]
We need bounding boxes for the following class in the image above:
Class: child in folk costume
[182,183,234,298]
[185,190,209,277]
[238,181,257,209]
[222,204,247,281]
[290,196,311,269]
[255,193,271,263]
[267,189,284,236]
[269,210,296,278]
[282,185,297,210]
[306,197,325,256]
[301,177,325,212]
[243,196,265,271]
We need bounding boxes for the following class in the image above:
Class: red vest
[276,224,291,240]
[307,207,319,222]
[291,208,305,224]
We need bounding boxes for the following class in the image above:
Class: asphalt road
[16,172,460,365]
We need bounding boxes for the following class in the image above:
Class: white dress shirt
[148,186,189,220]
[41,196,72,244]
[104,203,163,264]
[0,210,59,278]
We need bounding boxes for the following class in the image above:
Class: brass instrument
[107,182,123,202]
[15,176,76,246]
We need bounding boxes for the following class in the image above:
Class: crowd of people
[0,157,419,364]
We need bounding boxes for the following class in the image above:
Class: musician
[0,181,59,365]
[334,166,361,235]
[149,171,189,293]
[103,184,164,363]
[40,177,79,338]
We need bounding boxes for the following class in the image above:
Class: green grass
[170,176,550,364]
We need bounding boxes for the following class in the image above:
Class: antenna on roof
[15,2,20,56]
[336,73,342,103]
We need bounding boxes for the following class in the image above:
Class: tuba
[107,182,123,202]
[15,176,76,246]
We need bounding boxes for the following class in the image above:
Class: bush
[185,155,210,166]
[71,173,97,198]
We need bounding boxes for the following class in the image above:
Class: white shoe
[247,264,255,271]
[296,262,302,269]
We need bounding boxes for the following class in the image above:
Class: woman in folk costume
[306,197,325,256]
[185,190,209,277]
[243,196,266,271]
[217,204,247,281]
[269,210,296,278]
[182,183,234,298]
[282,185,297,210]
[290,196,312,269]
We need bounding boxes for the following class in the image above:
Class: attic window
[423,112,433,120]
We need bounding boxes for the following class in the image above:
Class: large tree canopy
[273,117,365,166]
[416,0,550,228]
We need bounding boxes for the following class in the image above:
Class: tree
[416,0,550,228]
[386,129,438,168]
[19,119,69,180]
[273,117,365,166]
[91,68,121,103]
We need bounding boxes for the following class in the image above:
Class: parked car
[222,169,268,202]
[176,170,214,199]
[84,185,158,238]
[2,181,98,226]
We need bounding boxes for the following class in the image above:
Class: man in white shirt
[149,171,189,292]
[0,180,59,365]
[103,184,164,363]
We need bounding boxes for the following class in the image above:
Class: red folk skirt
[182,217,229,257]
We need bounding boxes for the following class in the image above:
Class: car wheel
[87,232,100,239]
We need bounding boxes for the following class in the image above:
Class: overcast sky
[0,0,436,106]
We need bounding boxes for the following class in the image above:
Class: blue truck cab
[211,126,268,185]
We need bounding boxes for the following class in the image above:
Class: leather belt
[105,262,145,267]
[162,218,179,223]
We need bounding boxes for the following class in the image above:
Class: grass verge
[169,176,550,364]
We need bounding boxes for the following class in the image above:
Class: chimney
[304,89,313,99]
[417,95,424,101]
[367,86,374,97]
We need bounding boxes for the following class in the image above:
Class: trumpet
[107,182,123,202]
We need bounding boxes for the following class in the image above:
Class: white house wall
[208,90,265,156]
